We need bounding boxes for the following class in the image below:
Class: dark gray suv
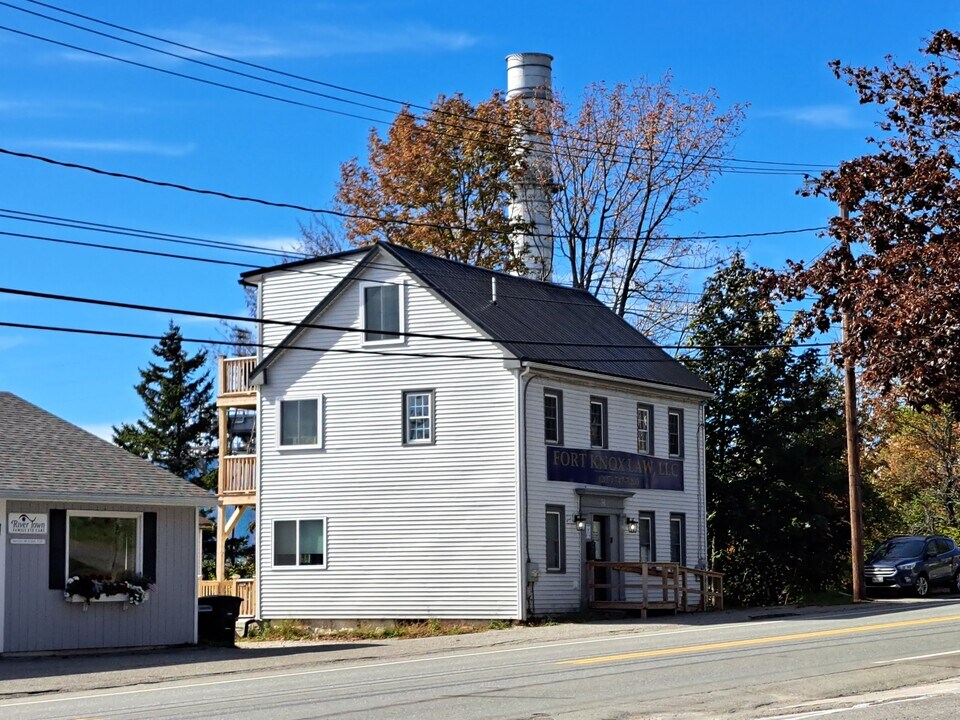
[864,535,960,597]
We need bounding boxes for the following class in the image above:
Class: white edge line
[873,649,960,664]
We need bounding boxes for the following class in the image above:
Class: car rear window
[869,538,925,561]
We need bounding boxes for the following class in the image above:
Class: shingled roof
[0,393,211,505]
[246,242,712,394]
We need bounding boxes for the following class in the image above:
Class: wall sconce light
[625,517,639,533]
[573,514,587,531]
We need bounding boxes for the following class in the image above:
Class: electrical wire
[0,285,836,352]
[8,0,837,173]
[0,147,829,247]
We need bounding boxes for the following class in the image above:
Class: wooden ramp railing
[199,578,256,617]
[586,562,723,617]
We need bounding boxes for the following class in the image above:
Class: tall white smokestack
[506,52,554,282]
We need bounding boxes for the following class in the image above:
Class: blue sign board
[546,447,684,491]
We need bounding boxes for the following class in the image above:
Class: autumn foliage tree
[864,401,960,538]
[335,93,529,271]
[784,30,960,408]
[334,79,743,340]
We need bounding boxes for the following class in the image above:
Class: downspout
[698,400,707,569]
[516,363,534,619]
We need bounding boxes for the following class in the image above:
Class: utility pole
[840,203,866,602]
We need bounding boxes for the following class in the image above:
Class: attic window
[363,284,402,343]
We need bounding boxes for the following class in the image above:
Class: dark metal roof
[0,392,212,504]
[243,242,711,394]
[380,244,712,393]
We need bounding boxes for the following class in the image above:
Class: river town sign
[546,447,684,491]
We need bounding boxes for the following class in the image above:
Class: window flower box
[64,574,154,608]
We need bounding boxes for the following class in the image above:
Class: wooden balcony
[217,356,258,408]
[219,454,257,498]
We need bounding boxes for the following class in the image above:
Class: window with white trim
[638,512,655,562]
[280,398,320,447]
[273,519,326,567]
[403,390,434,444]
[637,403,653,455]
[544,389,563,445]
[668,408,684,457]
[670,513,686,565]
[545,504,565,572]
[363,283,402,343]
[68,512,141,579]
[589,396,607,448]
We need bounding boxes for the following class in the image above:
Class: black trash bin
[197,595,243,646]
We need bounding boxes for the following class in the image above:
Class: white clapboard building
[213,53,715,621]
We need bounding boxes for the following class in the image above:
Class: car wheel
[915,574,931,598]
[951,569,960,594]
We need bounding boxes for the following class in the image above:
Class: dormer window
[363,283,402,343]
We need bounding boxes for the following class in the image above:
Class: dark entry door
[591,515,611,601]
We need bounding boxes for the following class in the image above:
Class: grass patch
[243,618,505,642]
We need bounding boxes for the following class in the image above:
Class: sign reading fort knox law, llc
[547,447,684,491]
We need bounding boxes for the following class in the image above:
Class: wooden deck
[586,561,723,616]
[217,356,258,408]
[199,578,256,617]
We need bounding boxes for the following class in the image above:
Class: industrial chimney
[505,52,554,282]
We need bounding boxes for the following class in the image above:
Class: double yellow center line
[561,613,960,666]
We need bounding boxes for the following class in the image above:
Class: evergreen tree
[114,322,217,491]
[683,255,849,606]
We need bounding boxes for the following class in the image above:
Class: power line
[10,0,836,173]
[0,320,836,361]
[0,285,836,353]
[0,147,829,247]
[0,206,827,307]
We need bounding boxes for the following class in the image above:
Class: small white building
[231,240,711,621]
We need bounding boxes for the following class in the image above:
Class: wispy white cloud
[18,138,196,157]
[0,98,149,118]
[0,335,29,351]
[60,21,477,65]
[234,235,302,253]
[760,104,868,130]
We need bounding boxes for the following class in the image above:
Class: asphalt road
[2,599,960,719]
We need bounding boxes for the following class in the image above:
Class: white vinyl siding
[526,375,704,614]
[257,257,520,619]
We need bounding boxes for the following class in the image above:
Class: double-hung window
[403,390,434,444]
[670,513,686,565]
[273,519,326,567]
[543,389,563,445]
[589,396,607,449]
[668,408,684,457]
[638,512,655,562]
[363,284,402,343]
[637,403,653,455]
[545,505,565,573]
[280,398,320,447]
[67,511,141,579]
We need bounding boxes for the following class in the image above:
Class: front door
[591,515,612,601]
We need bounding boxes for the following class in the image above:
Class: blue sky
[0,1,954,435]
